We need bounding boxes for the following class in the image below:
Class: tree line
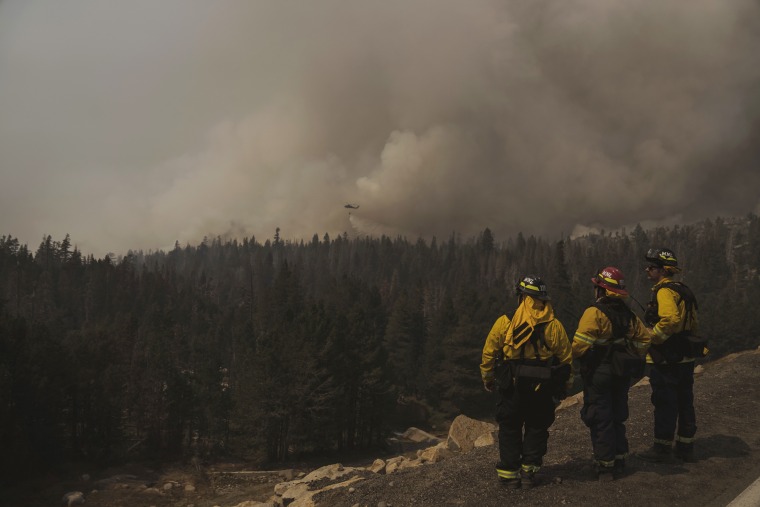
[1,215,759,478]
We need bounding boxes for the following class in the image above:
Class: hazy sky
[1,0,759,256]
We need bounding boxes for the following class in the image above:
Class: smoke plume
[1,0,759,254]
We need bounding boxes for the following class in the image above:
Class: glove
[564,375,575,393]
[483,380,495,392]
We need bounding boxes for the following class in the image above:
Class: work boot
[613,458,626,479]
[520,469,537,489]
[497,464,521,489]
[637,443,674,463]
[596,464,615,482]
[499,477,521,489]
[674,442,696,463]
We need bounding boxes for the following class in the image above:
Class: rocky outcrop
[272,463,371,506]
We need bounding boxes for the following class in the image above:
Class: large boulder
[445,415,496,453]
[474,430,497,448]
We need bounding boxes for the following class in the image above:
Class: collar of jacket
[652,276,674,291]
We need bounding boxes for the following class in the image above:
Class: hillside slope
[316,348,760,507]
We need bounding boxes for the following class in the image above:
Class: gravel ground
[315,349,760,507]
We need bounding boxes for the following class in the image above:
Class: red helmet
[592,266,628,295]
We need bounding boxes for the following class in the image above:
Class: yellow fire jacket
[572,299,652,360]
[650,277,700,344]
[645,277,700,364]
[480,296,572,382]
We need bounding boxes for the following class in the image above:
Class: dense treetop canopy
[1,215,758,479]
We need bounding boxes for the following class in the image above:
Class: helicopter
[344,203,360,209]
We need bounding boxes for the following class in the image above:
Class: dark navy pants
[581,362,632,465]
[495,377,556,472]
[650,361,697,443]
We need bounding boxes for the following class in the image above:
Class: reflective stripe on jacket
[572,304,651,359]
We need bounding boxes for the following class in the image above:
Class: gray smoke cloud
[1,0,758,255]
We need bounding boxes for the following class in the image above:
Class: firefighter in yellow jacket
[572,267,651,481]
[480,275,573,489]
[638,247,701,463]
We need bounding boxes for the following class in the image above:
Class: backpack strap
[593,298,634,343]
[514,321,550,362]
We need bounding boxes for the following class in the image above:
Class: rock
[281,482,310,504]
[301,463,360,483]
[474,430,497,447]
[385,461,401,474]
[62,491,85,506]
[184,484,196,493]
[633,377,650,387]
[418,443,453,463]
[349,487,356,493]
[383,456,404,474]
[274,481,295,496]
[272,462,368,505]
[399,427,441,443]
[279,469,296,481]
[445,414,496,453]
[288,477,364,507]
[162,483,174,491]
[94,474,138,488]
[694,364,705,374]
[141,487,161,495]
[398,458,423,469]
[369,458,386,473]
[557,392,583,410]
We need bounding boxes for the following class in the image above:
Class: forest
[1,215,759,479]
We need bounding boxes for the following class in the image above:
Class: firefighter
[572,267,651,481]
[638,248,701,463]
[480,275,573,489]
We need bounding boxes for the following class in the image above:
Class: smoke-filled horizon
[1,1,759,256]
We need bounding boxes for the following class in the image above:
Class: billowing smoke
[1,0,759,254]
